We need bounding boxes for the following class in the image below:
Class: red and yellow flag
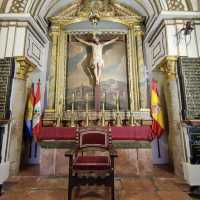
[151,79,165,138]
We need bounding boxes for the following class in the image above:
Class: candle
[102,101,105,112]
[86,93,88,112]
[102,93,105,112]
[103,93,106,101]
[116,92,119,112]
[86,93,88,101]
[71,93,74,113]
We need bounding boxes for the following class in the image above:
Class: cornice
[0,13,49,43]
[144,11,200,43]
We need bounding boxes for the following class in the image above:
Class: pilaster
[127,24,140,111]
[48,25,60,110]
[9,56,35,175]
[158,56,186,176]
[135,26,148,108]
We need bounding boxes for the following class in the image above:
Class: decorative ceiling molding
[167,0,185,11]
[9,0,29,13]
[49,0,144,27]
[50,0,140,20]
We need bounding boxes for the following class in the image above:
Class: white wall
[145,17,200,71]
[0,26,26,59]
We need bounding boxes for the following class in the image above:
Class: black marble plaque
[0,58,14,119]
[178,57,200,120]
[188,127,200,164]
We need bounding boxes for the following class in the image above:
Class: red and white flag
[32,79,42,141]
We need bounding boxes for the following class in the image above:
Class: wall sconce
[177,21,194,45]
[181,21,194,35]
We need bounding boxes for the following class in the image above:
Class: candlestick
[71,114,75,127]
[102,101,105,112]
[56,95,63,127]
[86,93,88,101]
[130,112,136,126]
[86,93,89,112]
[71,93,75,113]
[101,98,105,126]
[103,92,106,101]
[116,92,119,112]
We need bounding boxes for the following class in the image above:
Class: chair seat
[73,155,110,170]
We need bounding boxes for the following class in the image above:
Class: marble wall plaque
[188,127,200,164]
[0,58,14,119]
[178,57,200,120]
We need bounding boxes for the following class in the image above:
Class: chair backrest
[76,127,112,149]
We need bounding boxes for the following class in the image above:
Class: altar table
[40,126,153,141]
[39,126,153,176]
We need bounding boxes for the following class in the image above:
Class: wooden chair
[65,126,117,200]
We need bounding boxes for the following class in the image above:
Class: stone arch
[2,0,164,31]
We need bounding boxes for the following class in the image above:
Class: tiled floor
[0,165,195,200]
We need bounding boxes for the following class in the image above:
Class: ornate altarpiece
[43,0,150,126]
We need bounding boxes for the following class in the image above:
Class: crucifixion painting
[67,34,128,111]
[75,34,119,85]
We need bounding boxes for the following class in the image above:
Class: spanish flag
[24,83,35,138]
[151,79,165,138]
[32,79,42,141]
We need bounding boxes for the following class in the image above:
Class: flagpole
[157,137,161,158]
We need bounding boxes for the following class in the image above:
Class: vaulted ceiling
[1,0,197,32]
[28,0,162,31]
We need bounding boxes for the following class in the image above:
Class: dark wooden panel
[0,58,14,120]
[178,57,200,120]
[188,127,200,164]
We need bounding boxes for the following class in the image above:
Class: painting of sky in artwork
[66,39,128,110]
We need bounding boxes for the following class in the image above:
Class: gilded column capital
[134,26,144,36]
[159,56,178,80]
[49,25,61,38]
[15,56,36,80]
[127,23,135,30]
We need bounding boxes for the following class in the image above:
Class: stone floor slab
[0,165,195,200]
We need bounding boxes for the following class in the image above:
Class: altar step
[0,165,195,200]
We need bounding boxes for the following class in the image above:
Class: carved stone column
[127,25,140,111]
[48,25,60,110]
[160,56,186,176]
[9,57,35,175]
[135,27,147,108]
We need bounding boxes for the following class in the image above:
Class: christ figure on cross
[75,35,119,85]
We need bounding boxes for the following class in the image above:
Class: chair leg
[111,158,115,200]
[68,157,73,200]
[111,176,114,200]
[68,181,72,200]
[0,184,2,196]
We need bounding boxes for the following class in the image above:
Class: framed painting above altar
[66,34,129,111]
